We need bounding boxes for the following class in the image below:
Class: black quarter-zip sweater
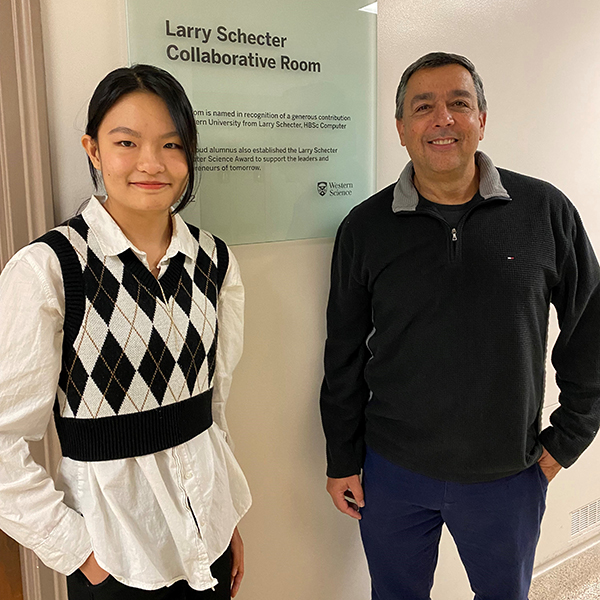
[320,152,600,483]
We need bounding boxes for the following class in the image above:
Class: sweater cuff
[32,509,93,575]
[326,466,362,479]
[538,426,583,469]
[326,446,364,478]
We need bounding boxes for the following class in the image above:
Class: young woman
[0,65,251,599]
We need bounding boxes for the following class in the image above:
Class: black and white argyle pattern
[45,215,223,421]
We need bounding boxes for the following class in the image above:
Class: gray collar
[392,151,511,213]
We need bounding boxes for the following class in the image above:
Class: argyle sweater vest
[36,214,229,461]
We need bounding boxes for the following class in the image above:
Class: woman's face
[82,91,189,218]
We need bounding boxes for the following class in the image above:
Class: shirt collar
[81,196,197,261]
[392,151,511,213]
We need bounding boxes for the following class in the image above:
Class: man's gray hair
[395,52,487,119]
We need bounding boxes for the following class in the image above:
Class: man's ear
[396,119,406,147]
[81,135,101,169]
[478,111,487,141]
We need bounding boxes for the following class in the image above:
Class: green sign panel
[127,0,376,244]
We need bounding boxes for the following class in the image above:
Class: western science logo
[316,181,354,197]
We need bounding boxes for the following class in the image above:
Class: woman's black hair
[85,64,197,214]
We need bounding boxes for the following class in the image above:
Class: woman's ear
[81,135,101,169]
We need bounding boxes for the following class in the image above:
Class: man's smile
[429,138,458,146]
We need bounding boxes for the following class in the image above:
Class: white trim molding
[0,0,54,270]
[0,1,64,599]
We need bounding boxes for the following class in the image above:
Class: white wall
[40,1,600,599]
[42,0,128,222]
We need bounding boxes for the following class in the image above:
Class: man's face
[396,64,486,179]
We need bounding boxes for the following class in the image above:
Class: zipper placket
[415,209,460,263]
[415,196,507,264]
[450,227,459,262]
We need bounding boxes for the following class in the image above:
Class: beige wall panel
[40,0,127,222]
[229,239,370,599]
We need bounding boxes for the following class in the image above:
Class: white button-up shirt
[0,197,251,591]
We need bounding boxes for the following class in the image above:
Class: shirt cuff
[32,509,93,575]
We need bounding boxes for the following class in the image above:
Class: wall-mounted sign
[126,0,376,244]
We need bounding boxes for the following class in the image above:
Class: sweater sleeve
[0,246,93,574]
[541,206,600,467]
[320,218,373,478]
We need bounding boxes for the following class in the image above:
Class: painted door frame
[0,1,65,599]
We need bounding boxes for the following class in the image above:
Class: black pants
[67,547,232,600]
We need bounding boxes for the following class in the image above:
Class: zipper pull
[451,228,458,242]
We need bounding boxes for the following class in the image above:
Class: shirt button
[184,472,193,480]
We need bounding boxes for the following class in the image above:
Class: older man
[320,52,600,600]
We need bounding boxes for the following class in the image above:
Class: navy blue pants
[359,448,548,600]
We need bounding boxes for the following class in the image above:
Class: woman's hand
[79,552,110,585]
[230,527,244,598]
